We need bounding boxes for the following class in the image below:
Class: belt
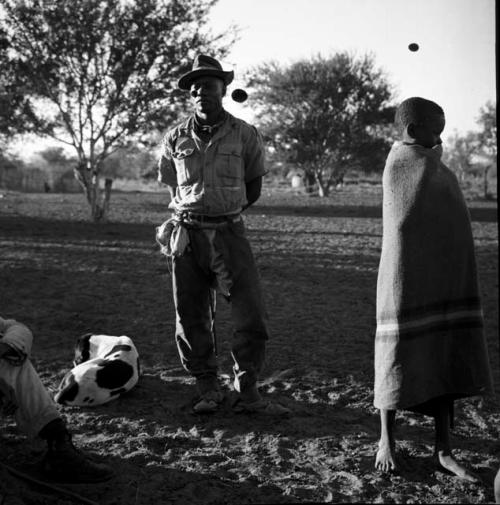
[182,212,241,224]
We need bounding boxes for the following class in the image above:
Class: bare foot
[436,452,480,483]
[375,442,397,473]
[494,466,500,503]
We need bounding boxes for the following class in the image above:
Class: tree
[245,53,395,196]
[475,101,497,199]
[0,27,38,140]
[444,102,497,199]
[476,101,497,156]
[443,131,479,185]
[0,0,235,221]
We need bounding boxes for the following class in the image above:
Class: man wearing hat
[158,55,289,416]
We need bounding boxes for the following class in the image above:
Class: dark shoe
[42,437,114,483]
[192,390,224,414]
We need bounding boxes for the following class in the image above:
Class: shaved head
[395,97,445,133]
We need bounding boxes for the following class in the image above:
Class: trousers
[0,358,60,439]
[171,218,269,393]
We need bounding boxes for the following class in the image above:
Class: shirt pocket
[216,144,243,187]
[173,149,199,186]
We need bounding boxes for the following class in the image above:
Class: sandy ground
[0,185,498,504]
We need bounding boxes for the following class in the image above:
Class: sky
[209,0,496,142]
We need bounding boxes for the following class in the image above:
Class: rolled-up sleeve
[242,125,267,183]
[158,133,178,187]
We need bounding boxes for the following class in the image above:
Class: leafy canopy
[0,0,234,160]
[0,0,235,220]
[246,52,395,191]
[476,101,496,157]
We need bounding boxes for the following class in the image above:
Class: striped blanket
[374,142,493,413]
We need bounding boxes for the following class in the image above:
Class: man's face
[190,76,225,116]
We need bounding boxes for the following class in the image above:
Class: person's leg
[172,233,224,413]
[0,359,113,482]
[434,400,479,482]
[230,260,266,404]
[375,409,397,472]
[40,418,114,482]
[219,223,268,400]
[0,359,60,438]
[220,222,289,415]
[172,248,218,388]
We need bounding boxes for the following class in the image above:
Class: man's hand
[0,377,18,416]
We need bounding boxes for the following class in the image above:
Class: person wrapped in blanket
[0,316,114,483]
[373,97,493,480]
[157,55,289,416]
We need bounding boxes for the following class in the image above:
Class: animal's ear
[74,333,93,365]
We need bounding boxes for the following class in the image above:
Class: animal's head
[73,333,94,366]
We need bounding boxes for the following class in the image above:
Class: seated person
[0,316,114,483]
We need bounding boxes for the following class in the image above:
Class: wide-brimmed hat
[178,54,234,90]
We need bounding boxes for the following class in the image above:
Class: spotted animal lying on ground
[55,333,140,406]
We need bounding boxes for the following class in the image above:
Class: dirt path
[0,188,498,504]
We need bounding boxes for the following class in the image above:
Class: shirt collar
[193,110,227,136]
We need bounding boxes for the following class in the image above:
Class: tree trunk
[302,171,315,194]
[317,184,330,197]
[74,165,92,204]
[483,165,490,199]
[102,178,113,217]
[90,171,101,221]
[315,172,329,197]
[73,163,112,222]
